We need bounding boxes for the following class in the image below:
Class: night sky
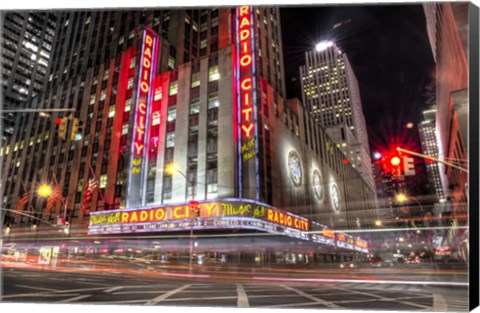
[280,4,436,154]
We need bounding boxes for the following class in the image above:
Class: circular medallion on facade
[312,169,323,201]
[288,150,302,187]
[330,184,340,212]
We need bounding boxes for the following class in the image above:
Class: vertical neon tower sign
[236,6,260,200]
[127,28,159,208]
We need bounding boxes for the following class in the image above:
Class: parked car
[339,261,356,270]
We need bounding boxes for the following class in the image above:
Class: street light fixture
[37,184,53,197]
[395,193,424,212]
[396,193,407,203]
[375,220,382,227]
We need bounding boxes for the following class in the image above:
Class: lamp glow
[38,185,52,197]
[315,41,334,52]
[165,164,177,175]
[396,193,407,203]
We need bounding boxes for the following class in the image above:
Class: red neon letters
[134,33,154,156]
[238,6,254,138]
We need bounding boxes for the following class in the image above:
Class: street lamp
[375,220,382,227]
[166,163,197,271]
[37,184,52,197]
[396,193,424,211]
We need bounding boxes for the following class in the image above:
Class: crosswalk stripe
[144,284,191,305]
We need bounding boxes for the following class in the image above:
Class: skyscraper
[299,42,374,190]
[1,12,57,141]
[418,106,444,201]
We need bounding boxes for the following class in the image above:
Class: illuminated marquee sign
[266,208,309,231]
[355,238,369,253]
[322,227,336,239]
[89,200,307,230]
[127,28,159,208]
[88,199,368,254]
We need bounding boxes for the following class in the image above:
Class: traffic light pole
[396,147,468,173]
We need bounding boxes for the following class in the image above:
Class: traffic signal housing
[56,117,69,140]
[71,118,83,141]
[376,151,403,178]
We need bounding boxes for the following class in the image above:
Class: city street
[1,262,469,311]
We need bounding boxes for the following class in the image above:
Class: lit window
[208,95,219,109]
[169,82,178,95]
[130,57,136,69]
[208,66,220,82]
[166,132,175,147]
[127,77,134,89]
[154,86,162,101]
[38,58,48,67]
[122,124,129,135]
[191,72,200,88]
[125,98,132,112]
[22,41,38,52]
[100,174,107,188]
[108,105,115,118]
[167,107,177,122]
[168,56,175,69]
[152,111,160,126]
[190,100,200,114]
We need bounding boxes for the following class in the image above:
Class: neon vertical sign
[235,6,260,200]
[237,6,255,139]
[134,32,155,158]
[127,28,159,208]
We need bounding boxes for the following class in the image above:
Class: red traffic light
[390,156,401,166]
[55,117,62,125]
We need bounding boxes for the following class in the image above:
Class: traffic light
[56,117,69,140]
[71,118,83,141]
[378,152,403,178]
[189,200,200,218]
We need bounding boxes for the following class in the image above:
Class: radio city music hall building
[1,7,376,263]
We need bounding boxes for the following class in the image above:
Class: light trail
[252,276,469,287]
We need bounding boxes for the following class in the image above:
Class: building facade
[423,2,469,261]
[1,12,57,142]
[1,7,376,262]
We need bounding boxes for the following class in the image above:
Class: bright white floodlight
[315,41,334,52]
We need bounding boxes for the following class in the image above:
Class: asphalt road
[1,265,469,311]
